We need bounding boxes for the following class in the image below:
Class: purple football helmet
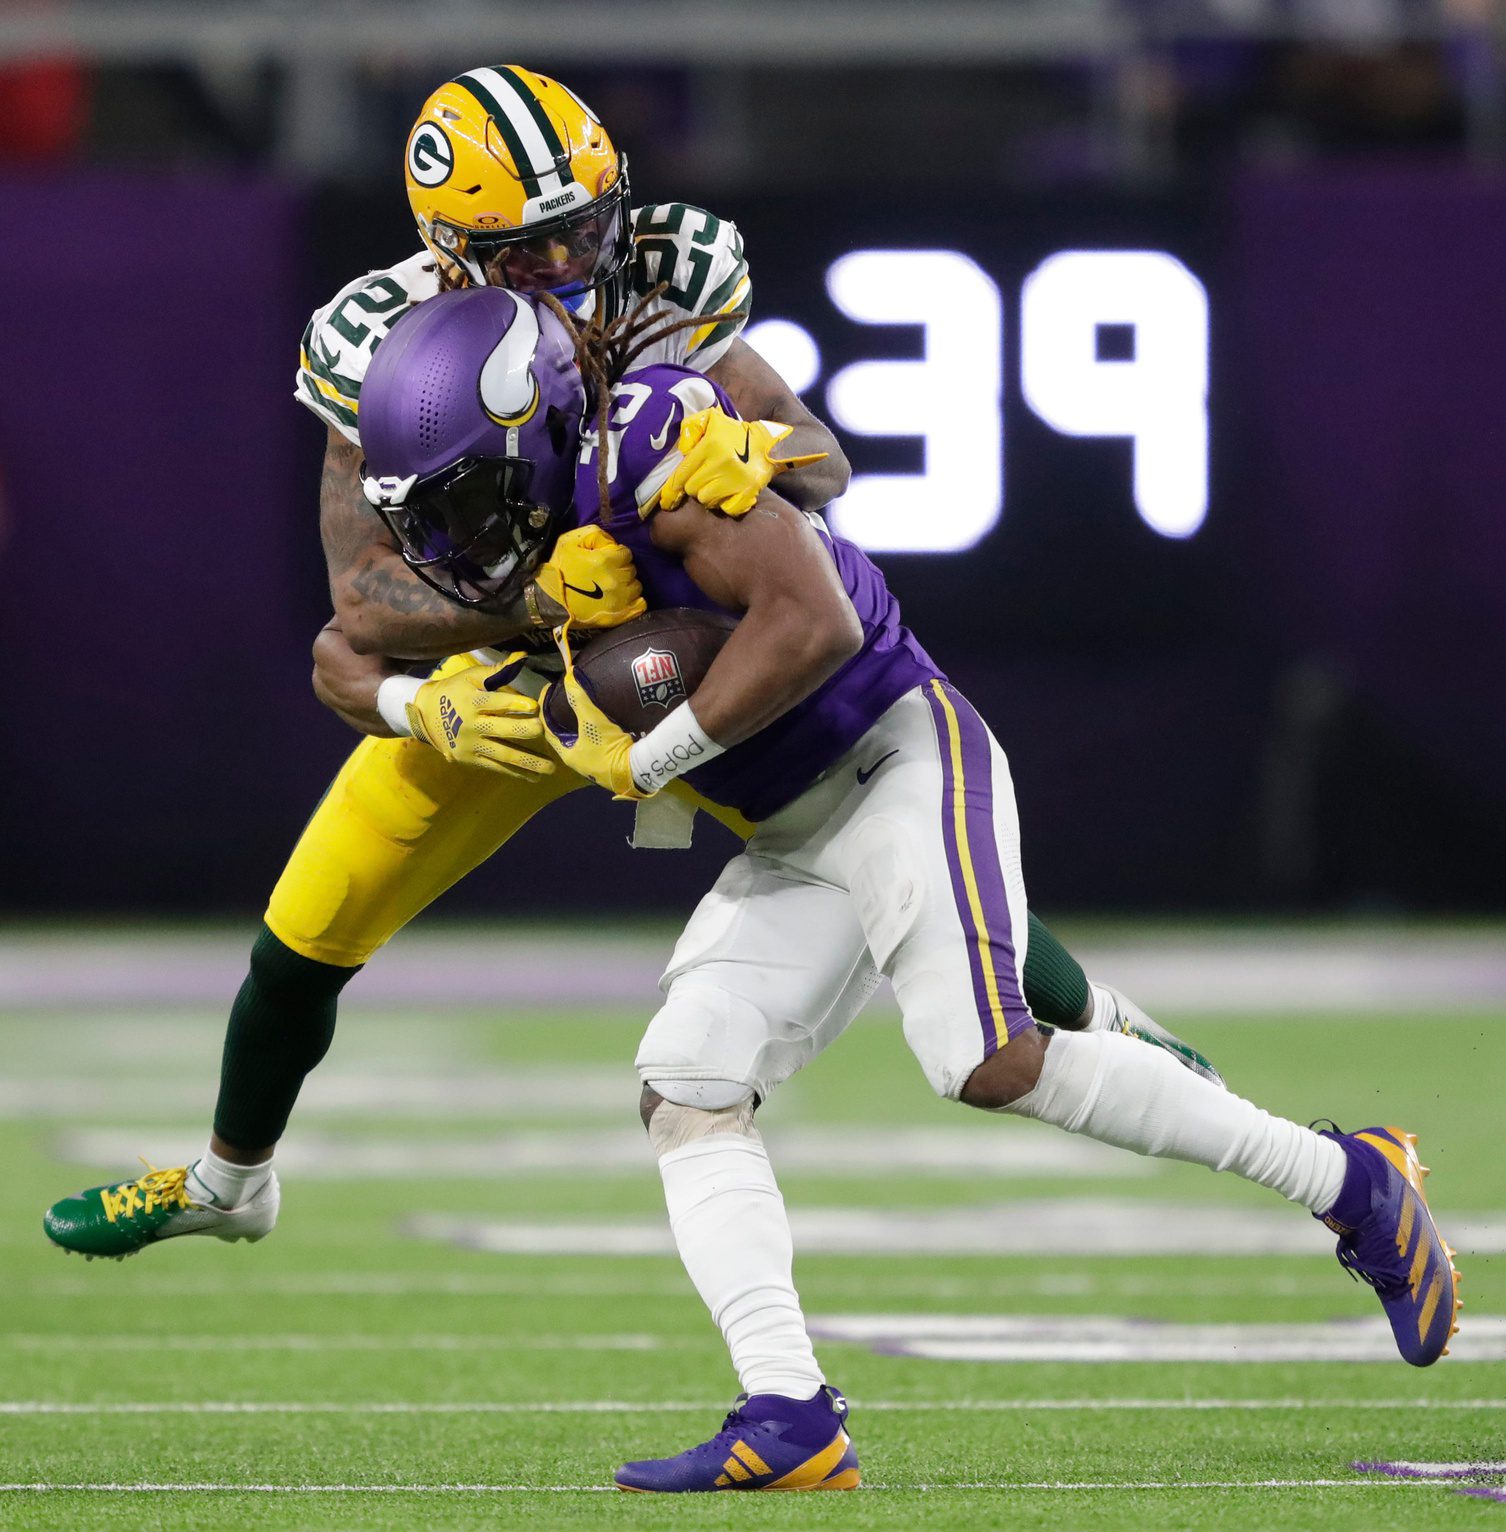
[359,287,585,608]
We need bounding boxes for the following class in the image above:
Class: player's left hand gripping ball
[528,525,647,629]
[540,625,648,800]
[407,661,555,778]
[659,407,828,517]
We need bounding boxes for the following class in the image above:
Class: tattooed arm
[705,339,850,512]
[320,426,537,658]
[311,616,403,737]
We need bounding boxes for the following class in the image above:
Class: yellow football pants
[264,656,751,968]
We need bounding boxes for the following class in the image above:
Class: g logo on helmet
[408,122,454,187]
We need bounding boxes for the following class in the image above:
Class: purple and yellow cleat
[1317,1125,1461,1367]
[616,1385,859,1493]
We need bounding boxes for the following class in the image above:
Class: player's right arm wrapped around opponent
[312,515,646,757]
[375,522,647,771]
[657,408,828,518]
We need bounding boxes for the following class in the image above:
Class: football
[542,607,738,738]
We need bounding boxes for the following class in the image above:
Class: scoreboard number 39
[746,249,1211,552]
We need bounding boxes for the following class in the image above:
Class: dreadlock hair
[539,285,748,521]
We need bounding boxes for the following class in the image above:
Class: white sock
[657,1134,824,1399]
[186,1147,273,1209]
[1006,1029,1347,1215]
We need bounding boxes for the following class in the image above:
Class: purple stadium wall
[1,168,1502,917]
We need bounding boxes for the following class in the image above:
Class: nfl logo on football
[633,646,687,710]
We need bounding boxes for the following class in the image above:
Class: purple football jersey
[570,364,943,821]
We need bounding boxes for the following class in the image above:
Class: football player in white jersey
[43,67,1214,1262]
[301,65,846,671]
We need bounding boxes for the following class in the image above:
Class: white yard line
[405,1202,1506,1257]
[24,1275,702,1299]
[905,1479,1450,1492]
[900,1479,1453,1492]
[17,1272,1342,1301]
[51,1124,1145,1179]
[1,1334,680,1353]
[4,1070,630,1122]
[2,1398,1502,1415]
[0,1479,1453,1494]
[0,1483,617,1494]
[11,1317,1501,1362]
[5,926,1504,1011]
[809,1313,1506,1364]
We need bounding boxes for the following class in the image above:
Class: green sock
[211,925,360,1151]
[1022,911,1091,1029]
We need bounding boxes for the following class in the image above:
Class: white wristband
[376,675,424,737]
[629,703,725,794]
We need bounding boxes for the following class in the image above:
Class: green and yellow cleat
[43,1161,279,1260]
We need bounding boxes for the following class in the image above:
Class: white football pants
[637,681,1033,1102]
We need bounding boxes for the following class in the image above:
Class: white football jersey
[296,203,751,445]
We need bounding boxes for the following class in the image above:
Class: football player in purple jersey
[42,66,1211,1271]
[350,286,1460,1492]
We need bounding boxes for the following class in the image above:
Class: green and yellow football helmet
[405,65,631,313]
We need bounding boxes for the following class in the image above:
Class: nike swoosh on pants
[856,749,899,785]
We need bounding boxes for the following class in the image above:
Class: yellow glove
[538,625,649,799]
[658,407,828,517]
[526,525,647,629]
[406,659,555,779]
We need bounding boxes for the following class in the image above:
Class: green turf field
[2,928,1503,1529]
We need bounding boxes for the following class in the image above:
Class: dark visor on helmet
[370,456,558,610]
[439,170,631,300]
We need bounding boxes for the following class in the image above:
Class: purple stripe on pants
[924,682,998,1056]
[924,681,1033,1054]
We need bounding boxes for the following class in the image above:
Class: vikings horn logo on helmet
[478,300,541,426]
